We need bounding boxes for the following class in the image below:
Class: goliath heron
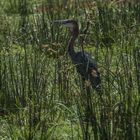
[53,19,101,92]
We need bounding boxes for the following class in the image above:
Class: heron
[53,19,101,92]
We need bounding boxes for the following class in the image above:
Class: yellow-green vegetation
[0,0,140,140]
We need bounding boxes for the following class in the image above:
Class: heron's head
[53,19,79,37]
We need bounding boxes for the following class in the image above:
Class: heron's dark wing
[84,53,101,91]
[75,52,98,72]
[74,52,101,91]
[83,52,98,70]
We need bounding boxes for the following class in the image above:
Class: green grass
[0,0,140,139]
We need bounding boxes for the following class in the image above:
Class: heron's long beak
[53,19,69,25]
[53,19,74,28]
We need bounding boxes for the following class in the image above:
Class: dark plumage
[54,19,101,91]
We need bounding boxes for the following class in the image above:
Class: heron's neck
[67,35,77,58]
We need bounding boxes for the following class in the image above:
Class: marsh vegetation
[0,0,140,139]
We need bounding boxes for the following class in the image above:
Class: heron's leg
[81,77,85,88]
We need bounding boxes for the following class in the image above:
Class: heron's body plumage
[70,51,101,91]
